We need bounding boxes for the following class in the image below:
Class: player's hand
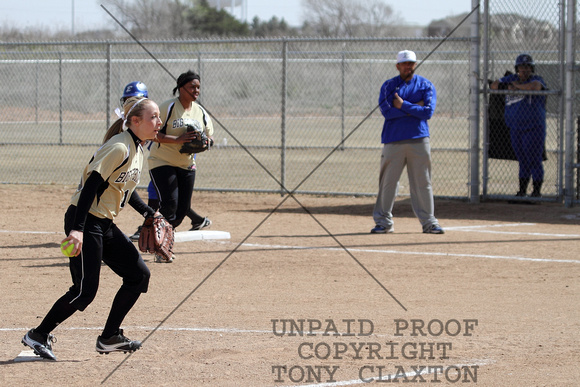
[177,131,197,143]
[61,230,83,257]
[393,93,404,109]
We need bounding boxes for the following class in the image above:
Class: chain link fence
[483,0,577,204]
[0,2,577,204]
[0,37,472,198]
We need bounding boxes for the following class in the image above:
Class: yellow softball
[60,241,75,257]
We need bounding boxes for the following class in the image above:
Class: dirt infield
[1,184,579,386]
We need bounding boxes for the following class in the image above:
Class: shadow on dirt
[243,197,580,225]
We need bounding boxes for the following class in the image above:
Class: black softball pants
[36,205,150,336]
[149,165,196,229]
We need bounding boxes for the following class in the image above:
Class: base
[174,230,231,243]
[14,349,47,362]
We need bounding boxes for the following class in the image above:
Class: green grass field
[0,113,562,200]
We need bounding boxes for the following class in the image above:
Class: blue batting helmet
[514,54,535,73]
[120,81,148,104]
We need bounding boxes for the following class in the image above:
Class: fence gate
[482,0,571,203]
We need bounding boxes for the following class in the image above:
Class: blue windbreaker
[378,74,436,144]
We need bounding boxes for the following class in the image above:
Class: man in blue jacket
[371,50,444,235]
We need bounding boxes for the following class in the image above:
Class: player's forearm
[156,132,196,144]
[155,133,180,143]
[511,80,543,91]
[128,191,156,218]
[71,172,104,232]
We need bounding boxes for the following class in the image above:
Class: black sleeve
[128,190,156,218]
[497,82,509,90]
[71,171,104,232]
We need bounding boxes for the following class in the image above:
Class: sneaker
[22,329,57,361]
[370,224,394,234]
[515,191,526,197]
[154,254,174,263]
[190,217,212,231]
[530,191,542,198]
[423,224,445,234]
[96,329,141,354]
[129,226,142,242]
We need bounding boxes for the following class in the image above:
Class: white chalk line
[0,325,475,340]
[3,223,579,264]
[0,229,60,234]
[7,324,491,387]
[1,326,271,334]
[446,223,536,229]
[224,222,579,264]
[446,223,580,237]
[280,360,490,387]
[235,242,579,264]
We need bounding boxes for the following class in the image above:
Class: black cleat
[96,329,142,354]
[129,226,142,242]
[190,217,212,231]
[22,329,57,361]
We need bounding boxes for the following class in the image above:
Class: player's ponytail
[103,97,148,143]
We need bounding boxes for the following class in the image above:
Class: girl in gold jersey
[22,97,163,360]
[148,71,214,254]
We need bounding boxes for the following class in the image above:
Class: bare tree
[102,0,192,39]
[301,0,399,37]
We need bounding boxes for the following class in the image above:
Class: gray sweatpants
[372,137,438,231]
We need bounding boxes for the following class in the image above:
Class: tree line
[1,0,413,41]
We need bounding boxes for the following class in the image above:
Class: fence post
[35,60,39,124]
[197,51,202,77]
[558,0,567,201]
[341,50,345,151]
[106,42,112,131]
[469,0,481,203]
[59,52,63,144]
[280,39,287,196]
[577,116,580,200]
[564,0,577,207]
[481,0,490,199]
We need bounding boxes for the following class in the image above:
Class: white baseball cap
[396,50,417,64]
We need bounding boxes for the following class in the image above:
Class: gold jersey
[148,97,214,170]
[71,130,143,220]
